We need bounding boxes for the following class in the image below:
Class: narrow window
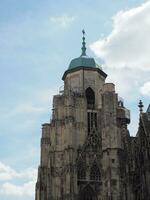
[87,112,97,133]
[88,112,90,133]
[94,113,97,129]
[90,161,101,181]
[91,113,93,129]
[77,159,86,180]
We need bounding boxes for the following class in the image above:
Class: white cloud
[104,67,141,101]
[0,162,17,181]
[90,1,150,135]
[0,161,37,197]
[50,14,76,28]
[90,1,150,71]
[0,161,37,181]
[0,181,35,197]
[140,81,150,96]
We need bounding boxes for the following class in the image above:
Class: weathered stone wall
[35,67,150,200]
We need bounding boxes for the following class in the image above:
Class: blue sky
[0,0,150,199]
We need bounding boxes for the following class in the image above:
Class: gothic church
[35,32,150,200]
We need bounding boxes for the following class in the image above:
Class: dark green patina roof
[69,55,96,69]
[62,30,107,80]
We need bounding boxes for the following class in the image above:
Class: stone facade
[35,39,150,200]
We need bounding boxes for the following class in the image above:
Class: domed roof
[69,55,96,69]
[68,30,96,70]
[62,30,107,81]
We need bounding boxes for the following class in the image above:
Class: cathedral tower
[35,31,150,200]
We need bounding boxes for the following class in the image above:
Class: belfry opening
[86,87,95,109]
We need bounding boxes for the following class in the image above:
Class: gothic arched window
[77,159,86,180]
[85,87,95,109]
[90,161,101,181]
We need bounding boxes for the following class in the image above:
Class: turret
[101,83,121,149]
[40,123,51,166]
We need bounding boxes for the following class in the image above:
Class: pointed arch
[79,185,97,200]
[85,87,95,109]
[90,161,101,181]
[77,157,86,180]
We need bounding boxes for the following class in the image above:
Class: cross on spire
[81,29,86,56]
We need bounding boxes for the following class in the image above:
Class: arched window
[77,159,86,180]
[90,161,101,181]
[85,87,95,109]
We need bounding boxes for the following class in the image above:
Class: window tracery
[77,158,86,180]
[90,161,101,181]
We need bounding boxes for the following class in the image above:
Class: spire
[81,29,86,56]
[138,100,144,113]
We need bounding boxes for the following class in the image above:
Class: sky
[0,0,150,199]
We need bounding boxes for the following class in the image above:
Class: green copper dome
[62,31,107,80]
[69,55,96,69]
[68,30,96,70]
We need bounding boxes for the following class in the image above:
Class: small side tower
[36,123,51,200]
[101,83,130,199]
